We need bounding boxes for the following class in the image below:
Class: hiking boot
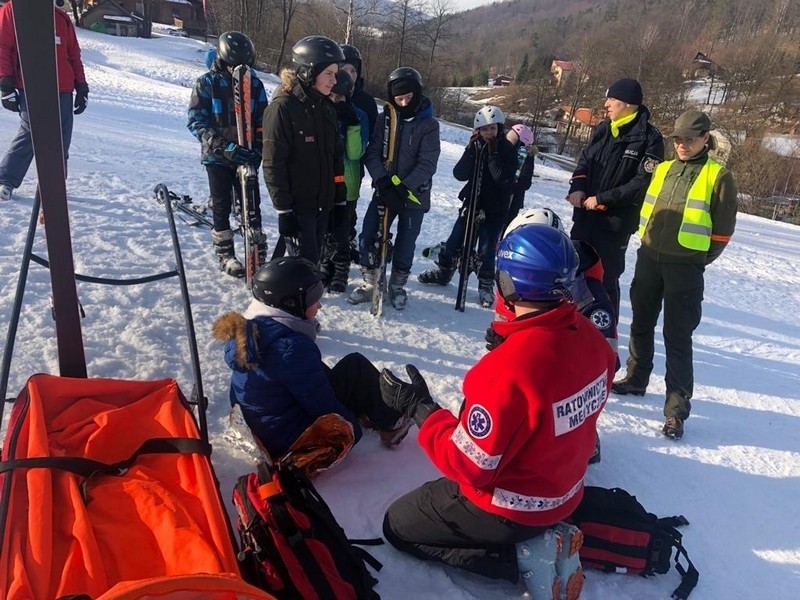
[348,268,376,304]
[0,184,12,201]
[662,416,684,440]
[388,269,410,310]
[611,377,647,396]
[418,265,455,285]
[328,258,350,294]
[478,277,494,308]
[212,228,245,278]
[379,416,414,448]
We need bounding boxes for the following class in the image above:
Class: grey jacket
[364,96,440,212]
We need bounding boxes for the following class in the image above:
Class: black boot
[328,254,350,294]
[388,269,410,310]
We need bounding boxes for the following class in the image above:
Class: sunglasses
[672,135,703,145]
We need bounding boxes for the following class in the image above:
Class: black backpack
[233,461,383,600]
[569,486,699,599]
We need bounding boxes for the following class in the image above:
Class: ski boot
[212,228,245,278]
[516,522,584,600]
[478,277,494,308]
[388,269,410,310]
[0,183,13,202]
[348,268,376,304]
[418,259,455,285]
[328,256,350,294]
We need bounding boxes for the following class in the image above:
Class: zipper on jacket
[655,162,686,260]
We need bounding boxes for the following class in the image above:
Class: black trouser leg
[626,250,662,386]
[383,478,547,582]
[286,209,329,264]
[571,225,630,323]
[326,353,402,430]
[661,262,704,418]
[206,163,237,232]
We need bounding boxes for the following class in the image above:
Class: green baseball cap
[670,110,712,137]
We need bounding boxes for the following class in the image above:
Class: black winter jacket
[262,80,344,213]
[568,106,664,234]
[453,135,518,218]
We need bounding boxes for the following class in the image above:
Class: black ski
[454,143,486,312]
[371,103,399,317]
[232,64,265,284]
[13,0,86,376]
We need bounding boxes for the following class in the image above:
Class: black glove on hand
[1,78,19,113]
[223,142,259,166]
[380,365,438,427]
[335,101,359,126]
[278,211,300,237]
[73,82,89,115]
[485,326,506,351]
[335,181,347,204]
[373,175,394,194]
[380,187,405,214]
[486,136,498,154]
[247,149,262,167]
[468,132,480,148]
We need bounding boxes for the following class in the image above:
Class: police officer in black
[566,78,664,323]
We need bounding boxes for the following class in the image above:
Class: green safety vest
[639,157,723,251]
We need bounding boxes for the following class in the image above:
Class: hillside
[0,28,798,599]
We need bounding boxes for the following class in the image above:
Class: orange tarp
[0,374,274,599]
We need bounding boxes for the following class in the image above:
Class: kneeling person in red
[381,224,617,596]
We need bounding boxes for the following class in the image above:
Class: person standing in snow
[261,36,347,265]
[565,78,664,323]
[187,31,269,277]
[0,0,88,202]
[380,224,616,594]
[213,256,412,467]
[504,123,538,229]
[321,71,368,294]
[419,106,517,308]
[348,67,440,311]
[612,110,737,440]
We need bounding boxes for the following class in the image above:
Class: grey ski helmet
[217,31,255,67]
[292,36,345,87]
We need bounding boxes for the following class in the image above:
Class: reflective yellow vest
[639,157,723,251]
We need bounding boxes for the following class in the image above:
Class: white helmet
[474,105,505,128]
[503,207,565,238]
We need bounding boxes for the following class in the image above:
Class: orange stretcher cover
[0,374,274,600]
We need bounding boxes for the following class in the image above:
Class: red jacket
[419,302,617,526]
[0,4,86,93]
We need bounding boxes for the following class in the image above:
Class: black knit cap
[606,78,643,105]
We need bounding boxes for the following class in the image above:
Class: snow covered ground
[1,30,799,599]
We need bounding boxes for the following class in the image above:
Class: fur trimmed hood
[212,312,259,370]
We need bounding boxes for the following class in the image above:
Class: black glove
[335,180,347,204]
[73,82,89,115]
[373,175,394,194]
[278,211,300,237]
[223,142,260,166]
[467,132,480,148]
[380,365,439,427]
[1,78,19,113]
[486,136,497,154]
[485,326,506,351]
[379,187,405,213]
[335,101,359,126]
[333,202,347,226]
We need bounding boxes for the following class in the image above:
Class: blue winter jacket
[217,307,361,457]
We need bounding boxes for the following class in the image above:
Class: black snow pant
[570,222,630,324]
[285,207,330,265]
[625,250,704,420]
[325,352,402,431]
[206,163,262,232]
[383,478,547,582]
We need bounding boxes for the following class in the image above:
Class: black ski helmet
[252,257,324,319]
[387,67,423,115]
[217,31,255,67]
[292,36,346,87]
[340,44,363,76]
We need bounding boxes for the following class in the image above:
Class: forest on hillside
[201,0,800,215]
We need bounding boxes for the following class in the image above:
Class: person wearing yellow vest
[612,110,737,440]
[566,78,664,324]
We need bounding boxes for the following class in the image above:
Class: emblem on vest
[467,405,492,439]
[589,309,612,330]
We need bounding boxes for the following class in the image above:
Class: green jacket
[343,123,366,201]
[640,149,737,264]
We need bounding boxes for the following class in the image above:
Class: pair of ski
[454,142,486,312]
[370,103,399,317]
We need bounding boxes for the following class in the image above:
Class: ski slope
[0,30,798,599]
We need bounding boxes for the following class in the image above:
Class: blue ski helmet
[495,224,578,303]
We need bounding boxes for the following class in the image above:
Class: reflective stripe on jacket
[639,157,723,251]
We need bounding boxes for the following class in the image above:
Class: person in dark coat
[566,78,664,323]
[262,36,347,264]
[348,67,440,311]
[419,105,517,308]
[213,257,412,461]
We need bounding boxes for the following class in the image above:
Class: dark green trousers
[626,249,705,419]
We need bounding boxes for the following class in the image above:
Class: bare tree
[423,0,456,80]
[274,0,299,73]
